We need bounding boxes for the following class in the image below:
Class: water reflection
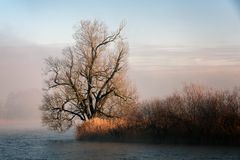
[0,130,239,160]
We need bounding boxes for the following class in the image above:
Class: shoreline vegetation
[76,84,240,145]
[39,21,239,145]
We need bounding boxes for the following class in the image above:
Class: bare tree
[40,20,136,132]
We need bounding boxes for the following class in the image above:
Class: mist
[1,32,240,130]
[0,32,64,129]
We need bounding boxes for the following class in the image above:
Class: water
[0,130,239,160]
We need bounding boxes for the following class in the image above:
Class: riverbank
[76,118,240,145]
[76,85,240,145]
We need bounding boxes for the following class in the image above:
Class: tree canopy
[40,20,136,132]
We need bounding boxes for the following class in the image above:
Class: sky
[1,0,240,129]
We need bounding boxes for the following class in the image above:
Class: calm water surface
[0,130,239,160]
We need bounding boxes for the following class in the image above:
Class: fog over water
[0,1,240,159]
[1,0,240,129]
[0,40,64,129]
[1,36,240,129]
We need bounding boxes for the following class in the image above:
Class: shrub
[76,84,240,145]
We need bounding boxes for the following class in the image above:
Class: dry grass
[76,84,240,145]
[76,118,128,140]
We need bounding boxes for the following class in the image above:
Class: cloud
[0,27,31,47]
[129,45,240,70]
[128,45,240,99]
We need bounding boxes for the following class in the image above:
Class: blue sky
[1,0,240,45]
[1,0,240,126]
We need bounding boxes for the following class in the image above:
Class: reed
[76,84,240,145]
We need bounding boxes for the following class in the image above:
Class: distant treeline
[76,84,240,145]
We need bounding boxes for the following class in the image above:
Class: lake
[0,130,239,160]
